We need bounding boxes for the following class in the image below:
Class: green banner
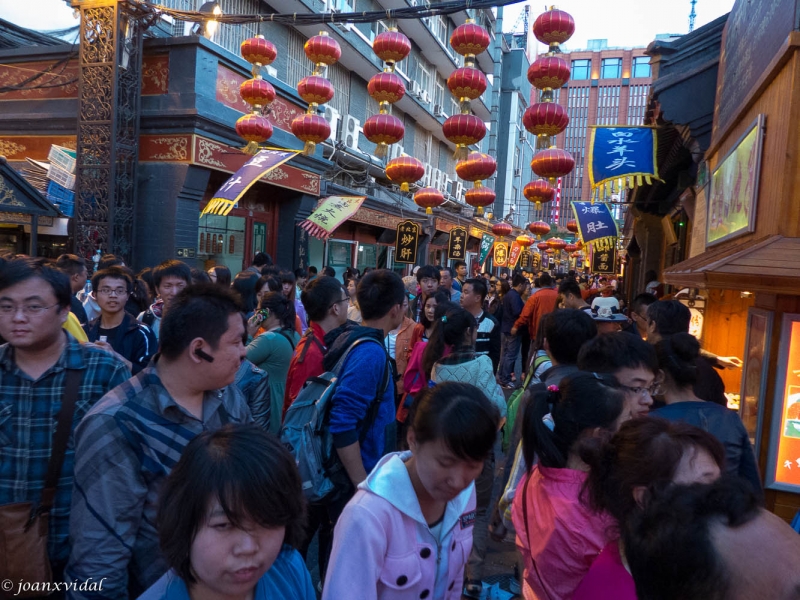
[478,233,495,265]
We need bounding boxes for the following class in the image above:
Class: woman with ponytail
[573,418,725,599]
[422,304,506,598]
[651,333,762,495]
[512,371,626,600]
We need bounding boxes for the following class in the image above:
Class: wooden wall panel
[702,288,753,394]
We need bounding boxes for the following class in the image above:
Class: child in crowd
[138,425,314,600]
[323,382,500,600]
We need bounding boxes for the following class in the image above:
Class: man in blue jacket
[497,274,529,388]
[83,266,157,374]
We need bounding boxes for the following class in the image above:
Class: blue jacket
[501,289,524,334]
[325,325,394,473]
[652,402,762,495]
[83,311,157,374]
[137,546,314,600]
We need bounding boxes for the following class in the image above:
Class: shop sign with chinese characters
[519,250,532,269]
[478,234,495,265]
[592,247,616,274]
[508,242,522,268]
[395,220,420,264]
[493,242,509,267]
[448,226,467,260]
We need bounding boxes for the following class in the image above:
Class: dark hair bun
[670,332,700,362]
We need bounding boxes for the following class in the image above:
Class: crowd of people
[0,249,794,600]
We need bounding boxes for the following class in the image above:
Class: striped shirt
[0,333,130,566]
[65,363,252,599]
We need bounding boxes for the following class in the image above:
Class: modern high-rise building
[526,40,652,230]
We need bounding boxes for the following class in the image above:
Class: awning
[663,235,800,294]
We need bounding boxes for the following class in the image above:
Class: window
[429,15,448,44]
[434,76,445,108]
[571,59,590,81]
[287,29,313,91]
[416,61,431,95]
[632,56,651,78]
[601,58,622,79]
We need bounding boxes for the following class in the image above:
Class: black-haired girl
[323,382,500,600]
[512,371,626,600]
[138,425,314,600]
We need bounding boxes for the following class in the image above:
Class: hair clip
[547,385,559,393]
[542,413,555,432]
[441,315,448,323]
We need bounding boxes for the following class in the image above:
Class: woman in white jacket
[323,382,500,600]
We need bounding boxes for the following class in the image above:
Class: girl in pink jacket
[323,381,500,600]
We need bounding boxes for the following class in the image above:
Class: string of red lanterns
[291,32,341,155]
[522,6,576,223]
[236,36,278,155]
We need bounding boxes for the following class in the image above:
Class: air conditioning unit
[514,168,522,177]
[324,106,341,142]
[422,163,434,187]
[431,168,443,191]
[433,104,446,118]
[448,180,463,202]
[518,131,526,143]
[331,22,353,33]
[265,65,278,78]
[409,81,422,97]
[419,90,430,104]
[343,115,361,151]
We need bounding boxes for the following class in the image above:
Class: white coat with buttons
[323,451,476,600]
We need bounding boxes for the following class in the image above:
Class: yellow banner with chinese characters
[299,196,367,239]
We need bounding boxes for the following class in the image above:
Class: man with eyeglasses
[0,258,130,582]
[577,331,660,420]
[83,266,157,375]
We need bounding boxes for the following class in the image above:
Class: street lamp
[192,1,222,40]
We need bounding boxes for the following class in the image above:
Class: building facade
[0,0,532,274]
[526,42,652,231]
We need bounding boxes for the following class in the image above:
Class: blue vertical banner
[588,126,661,191]
[571,201,619,246]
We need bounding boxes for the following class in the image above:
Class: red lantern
[414,187,445,214]
[442,114,487,160]
[536,241,549,251]
[492,222,513,237]
[239,78,276,109]
[373,30,411,67]
[241,36,277,72]
[450,22,491,63]
[546,248,555,255]
[571,251,581,258]
[533,8,576,52]
[367,72,406,106]
[291,113,331,156]
[516,235,534,248]
[363,114,405,158]
[523,103,569,148]
[576,239,584,250]
[465,187,495,216]
[456,152,497,187]
[531,148,575,184]
[547,237,568,251]
[305,33,341,69]
[447,67,488,111]
[523,180,555,207]
[528,56,571,91]
[528,220,551,237]
[297,75,335,107]
[236,114,273,154]
[386,156,425,192]
[564,243,579,253]
[566,219,578,233]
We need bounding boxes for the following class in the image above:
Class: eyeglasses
[328,296,350,309]
[0,303,59,317]
[97,287,128,296]
[620,383,659,397]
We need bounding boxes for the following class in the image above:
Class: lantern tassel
[426,207,432,214]
[374,142,388,158]
[303,141,316,156]
[453,145,469,161]
[400,182,410,192]
[459,99,472,114]
[474,181,483,189]
[476,206,484,215]
[242,141,260,155]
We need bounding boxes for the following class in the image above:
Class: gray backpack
[279,338,389,504]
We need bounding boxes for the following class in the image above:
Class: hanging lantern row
[536,241,549,251]
[443,20,492,161]
[414,187,445,214]
[491,221,513,237]
[520,6,577,218]
[291,32,341,155]
[236,36,278,154]
[547,237,568,251]
[366,25,411,158]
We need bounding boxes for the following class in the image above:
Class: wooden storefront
[664,0,800,519]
